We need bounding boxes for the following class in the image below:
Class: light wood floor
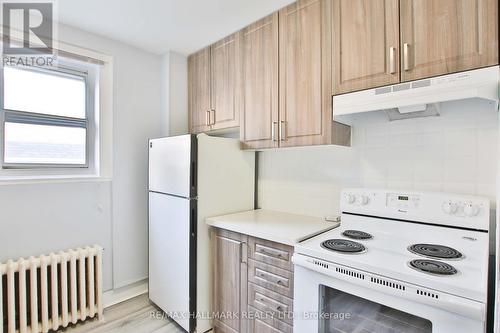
[57,294,186,333]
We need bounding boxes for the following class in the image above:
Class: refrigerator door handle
[191,160,197,197]
[191,208,196,237]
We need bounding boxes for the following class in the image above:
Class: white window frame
[0,61,96,170]
[0,58,99,177]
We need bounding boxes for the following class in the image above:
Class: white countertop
[206,209,339,246]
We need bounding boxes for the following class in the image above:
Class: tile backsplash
[258,98,498,218]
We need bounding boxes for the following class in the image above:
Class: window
[0,62,96,169]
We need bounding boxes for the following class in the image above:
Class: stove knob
[442,201,458,215]
[344,193,355,204]
[355,195,369,206]
[463,203,480,217]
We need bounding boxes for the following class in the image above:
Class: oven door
[293,264,485,333]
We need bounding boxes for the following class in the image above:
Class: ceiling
[57,0,294,55]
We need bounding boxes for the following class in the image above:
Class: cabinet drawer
[214,320,239,333]
[250,319,281,333]
[248,306,293,333]
[248,283,293,325]
[248,259,293,298]
[249,237,293,271]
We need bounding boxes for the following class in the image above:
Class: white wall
[160,53,170,136]
[259,99,498,218]
[169,52,189,136]
[159,51,188,137]
[0,180,113,289]
[258,145,360,217]
[0,24,163,291]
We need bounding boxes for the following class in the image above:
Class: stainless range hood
[333,66,499,125]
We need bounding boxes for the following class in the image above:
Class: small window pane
[4,122,86,165]
[3,67,86,118]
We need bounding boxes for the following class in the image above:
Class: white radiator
[0,246,104,333]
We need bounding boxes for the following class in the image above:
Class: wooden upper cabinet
[400,0,499,82]
[239,13,279,150]
[188,47,211,134]
[332,0,400,94]
[211,33,240,131]
[188,35,241,134]
[279,0,334,147]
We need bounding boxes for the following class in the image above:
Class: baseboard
[103,279,148,308]
[113,275,148,290]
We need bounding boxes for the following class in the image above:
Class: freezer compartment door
[149,192,196,332]
[149,135,196,198]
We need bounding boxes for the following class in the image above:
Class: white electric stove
[293,189,491,333]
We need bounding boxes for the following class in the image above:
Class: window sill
[0,174,112,186]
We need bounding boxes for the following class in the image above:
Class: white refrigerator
[148,133,255,333]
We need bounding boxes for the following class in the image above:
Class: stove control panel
[386,193,420,211]
[355,194,370,206]
[442,200,481,217]
[344,193,371,206]
[340,188,490,231]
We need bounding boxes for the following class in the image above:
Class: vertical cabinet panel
[332,0,400,94]
[211,33,241,130]
[400,0,499,82]
[213,230,247,333]
[188,47,211,134]
[240,13,279,150]
[279,0,334,148]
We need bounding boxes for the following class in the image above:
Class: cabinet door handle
[389,46,396,74]
[210,110,216,125]
[260,249,283,258]
[403,43,411,71]
[206,110,211,126]
[257,296,285,312]
[271,121,278,141]
[240,242,247,264]
[279,121,287,141]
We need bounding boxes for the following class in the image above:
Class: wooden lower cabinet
[213,229,248,333]
[213,228,294,333]
[248,283,293,326]
[248,260,294,298]
[249,318,283,333]
[248,306,293,333]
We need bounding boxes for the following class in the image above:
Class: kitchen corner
[206,209,339,333]
[2,1,500,333]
